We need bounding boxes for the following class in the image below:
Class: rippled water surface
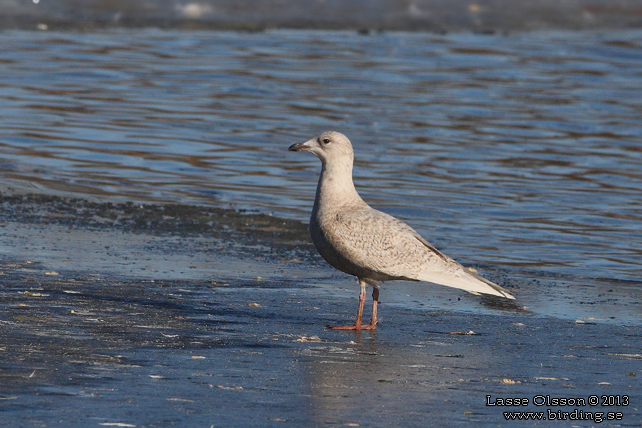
[1,29,641,300]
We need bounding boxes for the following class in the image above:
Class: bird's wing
[328,207,514,299]
[328,207,448,279]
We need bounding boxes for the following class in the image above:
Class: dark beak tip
[288,142,304,152]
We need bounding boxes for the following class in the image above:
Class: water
[1,28,641,320]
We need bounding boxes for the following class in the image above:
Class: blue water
[0,29,641,321]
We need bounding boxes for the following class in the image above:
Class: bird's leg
[370,287,379,327]
[327,279,377,330]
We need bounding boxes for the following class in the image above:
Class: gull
[289,131,514,330]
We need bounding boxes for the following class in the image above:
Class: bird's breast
[309,211,350,268]
[309,209,385,280]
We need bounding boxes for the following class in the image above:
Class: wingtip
[469,271,515,300]
[500,290,516,300]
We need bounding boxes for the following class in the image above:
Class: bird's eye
[322,138,330,145]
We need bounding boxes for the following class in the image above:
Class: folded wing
[326,207,514,299]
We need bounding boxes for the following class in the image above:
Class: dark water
[1,29,641,322]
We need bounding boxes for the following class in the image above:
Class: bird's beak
[288,139,315,152]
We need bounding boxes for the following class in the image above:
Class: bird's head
[288,131,354,165]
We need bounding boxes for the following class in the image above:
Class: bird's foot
[326,322,377,330]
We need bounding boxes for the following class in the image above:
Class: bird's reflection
[300,329,492,426]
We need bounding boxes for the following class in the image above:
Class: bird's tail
[417,269,515,299]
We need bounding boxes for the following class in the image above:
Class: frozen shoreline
[1,260,640,426]
[1,193,641,425]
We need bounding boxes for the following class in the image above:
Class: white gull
[289,131,514,330]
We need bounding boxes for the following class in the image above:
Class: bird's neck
[312,159,364,217]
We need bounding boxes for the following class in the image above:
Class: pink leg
[370,287,379,327]
[328,280,378,330]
